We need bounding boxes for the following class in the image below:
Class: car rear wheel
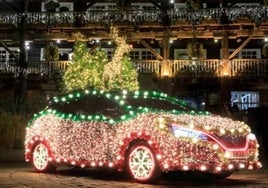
[126,141,161,183]
[32,142,56,173]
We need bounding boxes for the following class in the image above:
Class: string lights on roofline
[1,6,268,26]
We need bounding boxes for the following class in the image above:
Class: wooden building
[0,0,268,116]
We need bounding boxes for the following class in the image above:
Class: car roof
[50,89,188,107]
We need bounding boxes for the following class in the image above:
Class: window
[126,98,189,112]
[241,50,258,59]
[88,3,115,10]
[174,3,186,9]
[8,50,19,62]
[225,49,261,59]
[41,2,73,12]
[104,49,113,60]
[129,51,140,60]
[130,49,159,60]
[51,95,98,114]
[0,50,6,62]
[231,91,259,111]
[0,48,20,62]
[102,48,159,60]
[94,96,122,118]
[231,3,260,7]
[50,95,122,118]
[141,50,156,60]
[41,48,72,61]
[174,49,207,60]
[128,49,160,60]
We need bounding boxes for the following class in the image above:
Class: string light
[25,89,261,175]
[1,7,267,26]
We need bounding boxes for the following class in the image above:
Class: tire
[125,141,161,183]
[211,171,233,179]
[32,142,57,173]
[196,170,233,180]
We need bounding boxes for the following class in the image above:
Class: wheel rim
[33,143,49,171]
[128,145,155,180]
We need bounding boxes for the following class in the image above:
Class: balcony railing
[0,7,268,26]
[0,59,268,79]
[172,59,221,77]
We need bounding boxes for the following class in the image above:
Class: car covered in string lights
[25,89,262,183]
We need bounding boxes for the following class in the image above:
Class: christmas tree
[63,40,108,91]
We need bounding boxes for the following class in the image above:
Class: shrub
[0,91,47,149]
[0,112,27,149]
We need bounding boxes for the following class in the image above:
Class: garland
[186,39,204,59]
[262,43,268,58]
[44,42,59,61]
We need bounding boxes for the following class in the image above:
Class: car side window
[94,96,123,119]
[50,95,97,114]
[50,95,123,119]
[126,98,189,111]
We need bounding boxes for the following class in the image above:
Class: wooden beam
[0,41,18,61]
[228,35,253,60]
[88,43,101,54]
[139,39,163,60]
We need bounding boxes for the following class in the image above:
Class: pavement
[0,149,267,164]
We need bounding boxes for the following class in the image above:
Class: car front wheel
[126,141,161,183]
[32,142,56,173]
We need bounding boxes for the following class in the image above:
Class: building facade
[0,0,268,116]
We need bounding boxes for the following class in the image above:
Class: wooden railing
[172,59,221,77]
[231,59,268,77]
[1,59,268,78]
[134,60,161,75]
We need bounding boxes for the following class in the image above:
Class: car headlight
[155,117,211,142]
[248,133,256,141]
[172,126,209,141]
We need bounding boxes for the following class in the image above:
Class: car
[25,89,262,183]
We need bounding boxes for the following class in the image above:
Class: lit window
[231,91,259,111]
[227,49,261,59]
[8,50,19,62]
[0,50,6,62]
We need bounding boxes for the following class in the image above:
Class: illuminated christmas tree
[63,40,108,92]
[63,27,139,92]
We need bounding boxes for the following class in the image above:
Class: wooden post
[14,1,28,114]
[160,27,172,95]
[220,31,231,108]
[161,27,171,77]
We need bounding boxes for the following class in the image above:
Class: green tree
[63,41,108,92]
